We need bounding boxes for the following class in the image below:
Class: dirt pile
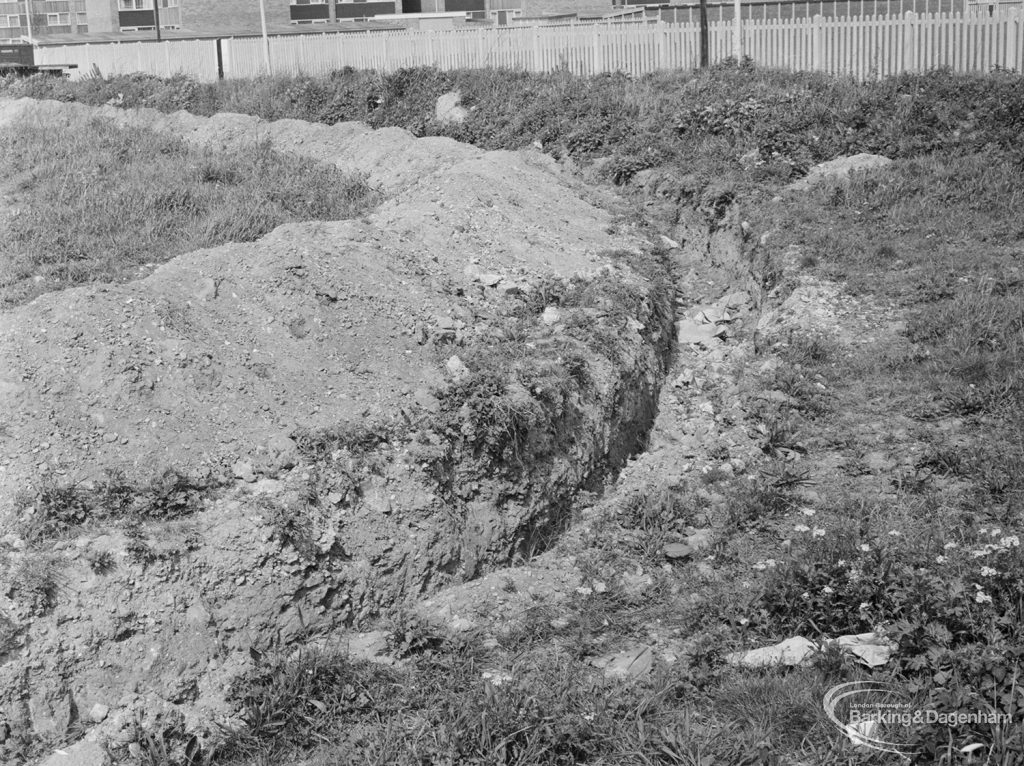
[0,98,675,755]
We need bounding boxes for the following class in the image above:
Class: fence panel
[35,38,218,82]
[34,10,1024,84]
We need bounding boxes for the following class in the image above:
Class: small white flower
[943,542,958,550]
[859,544,871,552]
[801,591,810,600]
[980,566,997,577]
[888,530,902,537]
[999,535,1020,548]
[794,524,811,533]
[990,528,1003,537]
[812,528,826,538]
[975,589,993,604]
[837,559,847,566]
[858,602,871,612]
[801,507,817,516]
[935,555,947,564]
[822,585,835,595]
[972,546,995,558]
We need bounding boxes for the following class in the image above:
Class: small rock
[672,369,695,388]
[675,319,719,346]
[445,355,469,382]
[595,645,654,680]
[435,90,469,125]
[435,314,464,331]
[346,630,392,664]
[88,703,110,723]
[664,542,694,560]
[541,306,561,326]
[232,460,256,483]
[659,234,681,249]
[413,387,441,413]
[549,616,570,630]
[718,291,751,309]
[496,282,523,296]
[195,277,218,301]
[684,528,714,551]
[788,153,893,192]
[39,740,111,766]
[477,273,502,288]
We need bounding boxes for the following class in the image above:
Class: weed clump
[13,467,219,543]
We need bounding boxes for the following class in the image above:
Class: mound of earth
[0,99,677,754]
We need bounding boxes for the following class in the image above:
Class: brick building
[0,0,612,43]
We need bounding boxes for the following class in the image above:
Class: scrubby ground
[1,64,1023,765]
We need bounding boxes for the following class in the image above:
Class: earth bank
[0,98,748,758]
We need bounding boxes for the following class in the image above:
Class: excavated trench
[0,99,759,755]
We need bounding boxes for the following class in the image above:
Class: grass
[0,111,376,307]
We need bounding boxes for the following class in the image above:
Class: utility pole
[699,0,709,67]
[23,0,32,41]
[259,0,271,74]
[153,0,162,41]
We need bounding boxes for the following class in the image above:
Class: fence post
[813,13,824,70]
[733,0,742,60]
[592,26,602,73]
[658,21,668,69]
[532,25,540,71]
[906,10,917,71]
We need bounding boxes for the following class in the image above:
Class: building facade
[0,0,610,43]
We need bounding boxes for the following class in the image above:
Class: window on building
[46,12,71,24]
[6,14,20,26]
[76,11,86,24]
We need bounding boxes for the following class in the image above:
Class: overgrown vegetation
[4,66,1022,188]
[13,467,219,543]
[0,113,376,307]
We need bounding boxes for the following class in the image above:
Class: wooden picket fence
[36,9,1024,83]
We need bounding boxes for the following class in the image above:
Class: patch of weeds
[218,647,394,762]
[85,549,116,575]
[291,421,395,464]
[122,520,156,567]
[757,413,804,457]
[721,470,800,533]
[130,709,204,766]
[5,554,63,615]
[386,610,449,659]
[256,497,319,563]
[14,467,219,544]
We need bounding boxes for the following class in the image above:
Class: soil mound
[0,99,673,752]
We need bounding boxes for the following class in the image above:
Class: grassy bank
[3,66,1023,190]
[0,111,375,307]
